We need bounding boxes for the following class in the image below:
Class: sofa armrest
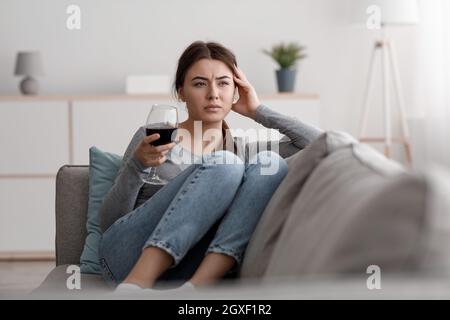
[55,165,89,266]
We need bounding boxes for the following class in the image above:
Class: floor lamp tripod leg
[381,41,392,158]
[359,44,378,139]
[388,40,413,166]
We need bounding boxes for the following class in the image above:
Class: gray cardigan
[99,104,322,232]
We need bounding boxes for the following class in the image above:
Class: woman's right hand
[133,134,179,168]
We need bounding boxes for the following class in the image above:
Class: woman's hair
[173,41,237,100]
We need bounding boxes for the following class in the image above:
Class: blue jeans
[98,150,288,287]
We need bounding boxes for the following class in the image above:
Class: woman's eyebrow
[191,75,231,81]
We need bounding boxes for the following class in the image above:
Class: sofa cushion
[263,143,450,278]
[55,166,90,266]
[240,131,357,278]
[79,147,122,274]
[265,144,410,277]
[415,166,450,275]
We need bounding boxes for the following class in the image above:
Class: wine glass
[143,104,179,185]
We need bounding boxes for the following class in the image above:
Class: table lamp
[14,51,44,95]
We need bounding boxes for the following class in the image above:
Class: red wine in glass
[146,123,177,146]
[143,104,178,185]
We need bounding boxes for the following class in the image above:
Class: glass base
[142,175,168,185]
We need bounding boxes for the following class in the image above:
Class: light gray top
[99,104,323,232]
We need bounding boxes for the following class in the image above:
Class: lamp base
[19,76,39,95]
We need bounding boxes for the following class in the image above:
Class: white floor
[0,261,55,298]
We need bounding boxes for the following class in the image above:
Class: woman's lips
[204,106,222,112]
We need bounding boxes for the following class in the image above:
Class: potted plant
[262,42,307,92]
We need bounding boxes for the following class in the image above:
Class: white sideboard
[0,93,320,259]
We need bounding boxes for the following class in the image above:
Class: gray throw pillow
[263,144,450,279]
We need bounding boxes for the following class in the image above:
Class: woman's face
[178,58,236,123]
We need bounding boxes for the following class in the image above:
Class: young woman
[98,41,322,291]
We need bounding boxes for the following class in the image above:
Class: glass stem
[148,167,157,180]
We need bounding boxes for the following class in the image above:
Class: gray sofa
[34,131,450,299]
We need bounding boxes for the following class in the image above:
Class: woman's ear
[178,88,185,102]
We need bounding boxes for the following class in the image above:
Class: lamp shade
[351,0,420,25]
[14,51,44,76]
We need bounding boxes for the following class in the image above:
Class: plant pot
[276,68,296,92]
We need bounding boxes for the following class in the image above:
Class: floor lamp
[352,0,419,166]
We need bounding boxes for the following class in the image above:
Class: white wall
[0,0,419,140]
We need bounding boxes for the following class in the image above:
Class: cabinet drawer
[0,179,55,252]
[0,102,69,174]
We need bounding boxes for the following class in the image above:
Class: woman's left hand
[232,66,261,120]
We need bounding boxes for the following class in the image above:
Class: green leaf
[262,41,307,69]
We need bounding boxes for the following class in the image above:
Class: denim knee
[248,150,288,176]
[203,150,244,165]
[201,150,245,181]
